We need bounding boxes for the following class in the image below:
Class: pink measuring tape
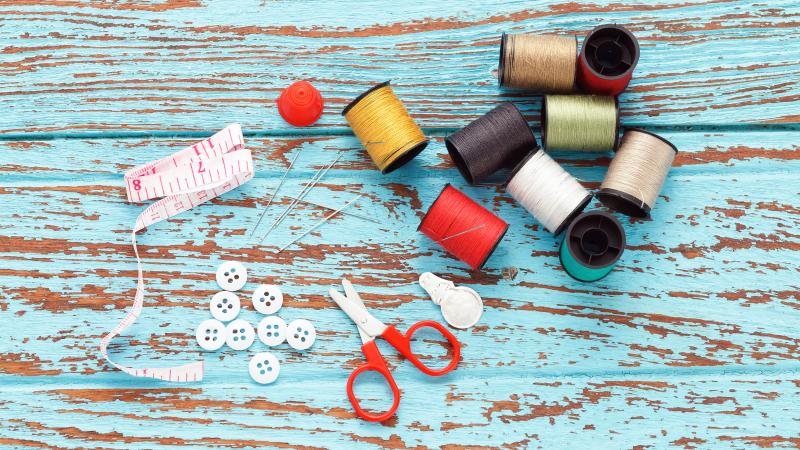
[101,124,253,382]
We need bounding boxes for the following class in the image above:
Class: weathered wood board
[1,1,799,449]
[1,0,799,134]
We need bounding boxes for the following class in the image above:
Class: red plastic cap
[277,81,324,127]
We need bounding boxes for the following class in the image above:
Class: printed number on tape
[100,124,253,382]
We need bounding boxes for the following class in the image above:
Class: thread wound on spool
[578,24,640,96]
[597,128,678,218]
[559,210,625,282]
[418,184,508,270]
[342,81,429,174]
[542,95,619,152]
[498,32,577,93]
[505,150,592,235]
[445,102,537,184]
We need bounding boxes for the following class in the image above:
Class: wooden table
[1,1,799,448]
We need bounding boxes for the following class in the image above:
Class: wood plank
[1,0,799,134]
[1,132,798,382]
[1,376,798,448]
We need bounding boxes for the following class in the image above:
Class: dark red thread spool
[418,184,508,270]
[578,24,639,96]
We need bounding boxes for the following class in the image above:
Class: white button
[225,319,255,351]
[216,261,247,291]
[257,316,287,347]
[249,352,280,384]
[209,291,240,322]
[252,284,283,315]
[286,319,316,351]
[195,319,226,351]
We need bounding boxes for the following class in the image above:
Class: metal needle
[249,150,302,239]
[260,152,342,243]
[284,195,379,224]
[278,193,364,253]
[436,224,487,243]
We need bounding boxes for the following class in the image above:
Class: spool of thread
[542,95,619,152]
[342,81,428,174]
[445,102,537,184]
[559,210,625,282]
[597,128,678,218]
[505,150,592,235]
[498,32,577,93]
[418,184,508,270]
[578,24,640,96]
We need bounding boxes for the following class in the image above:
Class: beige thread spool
[542,95,619,152]
[597,128,678,218]
[498,32,577,93]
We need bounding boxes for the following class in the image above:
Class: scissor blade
[329,282,387,341]
[329,287,375,343]
[342,279,360,304]
[329,287,359,317]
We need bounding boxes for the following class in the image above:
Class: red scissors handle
[346,340,401,422]
[383,320,461,376]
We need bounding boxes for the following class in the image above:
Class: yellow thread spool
[342,81,429,173]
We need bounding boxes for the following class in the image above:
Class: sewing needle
[278,193,363,253]
[260,152,342,243]
[249,150,302,239]
[284,195,379,224]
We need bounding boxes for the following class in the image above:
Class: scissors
[329,279,462,422]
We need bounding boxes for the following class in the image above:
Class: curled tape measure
[101,124,253,382]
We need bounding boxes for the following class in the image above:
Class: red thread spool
[418,184,508,270]
[578,25,639,96]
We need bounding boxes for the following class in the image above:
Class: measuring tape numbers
[101,124,254,382]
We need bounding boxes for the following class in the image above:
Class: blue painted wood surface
[1,1,799,449]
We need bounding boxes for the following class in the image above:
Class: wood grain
[1,1,799,448]
[1,377,799,449]
[1,130,799,447]
[1,0,799,134]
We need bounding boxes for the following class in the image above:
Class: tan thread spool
[542,95,619,152]
[597,128,678,218]
[342,81,428,174]
[498,32,577,93]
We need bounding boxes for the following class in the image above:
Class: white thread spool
[505,150,592,235]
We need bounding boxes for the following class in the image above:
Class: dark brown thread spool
[445,102,538,185]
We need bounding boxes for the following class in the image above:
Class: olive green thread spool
[559,210,625,282]
[542,95,619,152]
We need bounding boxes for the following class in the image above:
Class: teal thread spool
[559,211,625,282]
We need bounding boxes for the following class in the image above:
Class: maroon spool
[578,24,640,96]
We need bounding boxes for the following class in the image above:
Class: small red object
[347,322,460,422]
[329,279,462,422]
[419,184,509,270]
[277,80,323,126]
[578,24,640,96]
